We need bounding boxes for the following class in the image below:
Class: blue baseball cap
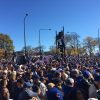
[82,70,90,78]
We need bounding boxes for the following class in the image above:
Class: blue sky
[0,0,100,51]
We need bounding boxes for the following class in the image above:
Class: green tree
[0,33,14,59]
[0,33,14,51]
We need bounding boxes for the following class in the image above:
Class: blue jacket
[47,87,63,100]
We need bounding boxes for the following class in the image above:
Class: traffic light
[60,46,63,53]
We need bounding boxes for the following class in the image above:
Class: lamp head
[26,14,28,16]
[48,29,51,30]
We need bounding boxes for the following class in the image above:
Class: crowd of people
[0,54,100,100]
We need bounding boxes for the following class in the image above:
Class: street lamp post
[56,31,58,54]
[24,14,28,57]
[98,29,100,52]
[39,29,51,59]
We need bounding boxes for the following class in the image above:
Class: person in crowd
[0,79,10,100]
[18,82,38,100]
[63,78,74,100]
[40,77,47,100]
[0,86,10,100]
[11,78,24,100]
[0,54,99,100]
[47,78,63,100]
[75,70,91,100]
[89,74,100,99]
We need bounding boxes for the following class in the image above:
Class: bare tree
[64,32,80,55]
[64,33,72,47]
[83,36,97,56]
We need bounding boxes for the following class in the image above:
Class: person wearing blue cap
[75,70,91,100]
[47,85,63,100]
[18,82,38,100]
[47,78,63,100]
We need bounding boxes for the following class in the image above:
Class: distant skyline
[0,0,100,51]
